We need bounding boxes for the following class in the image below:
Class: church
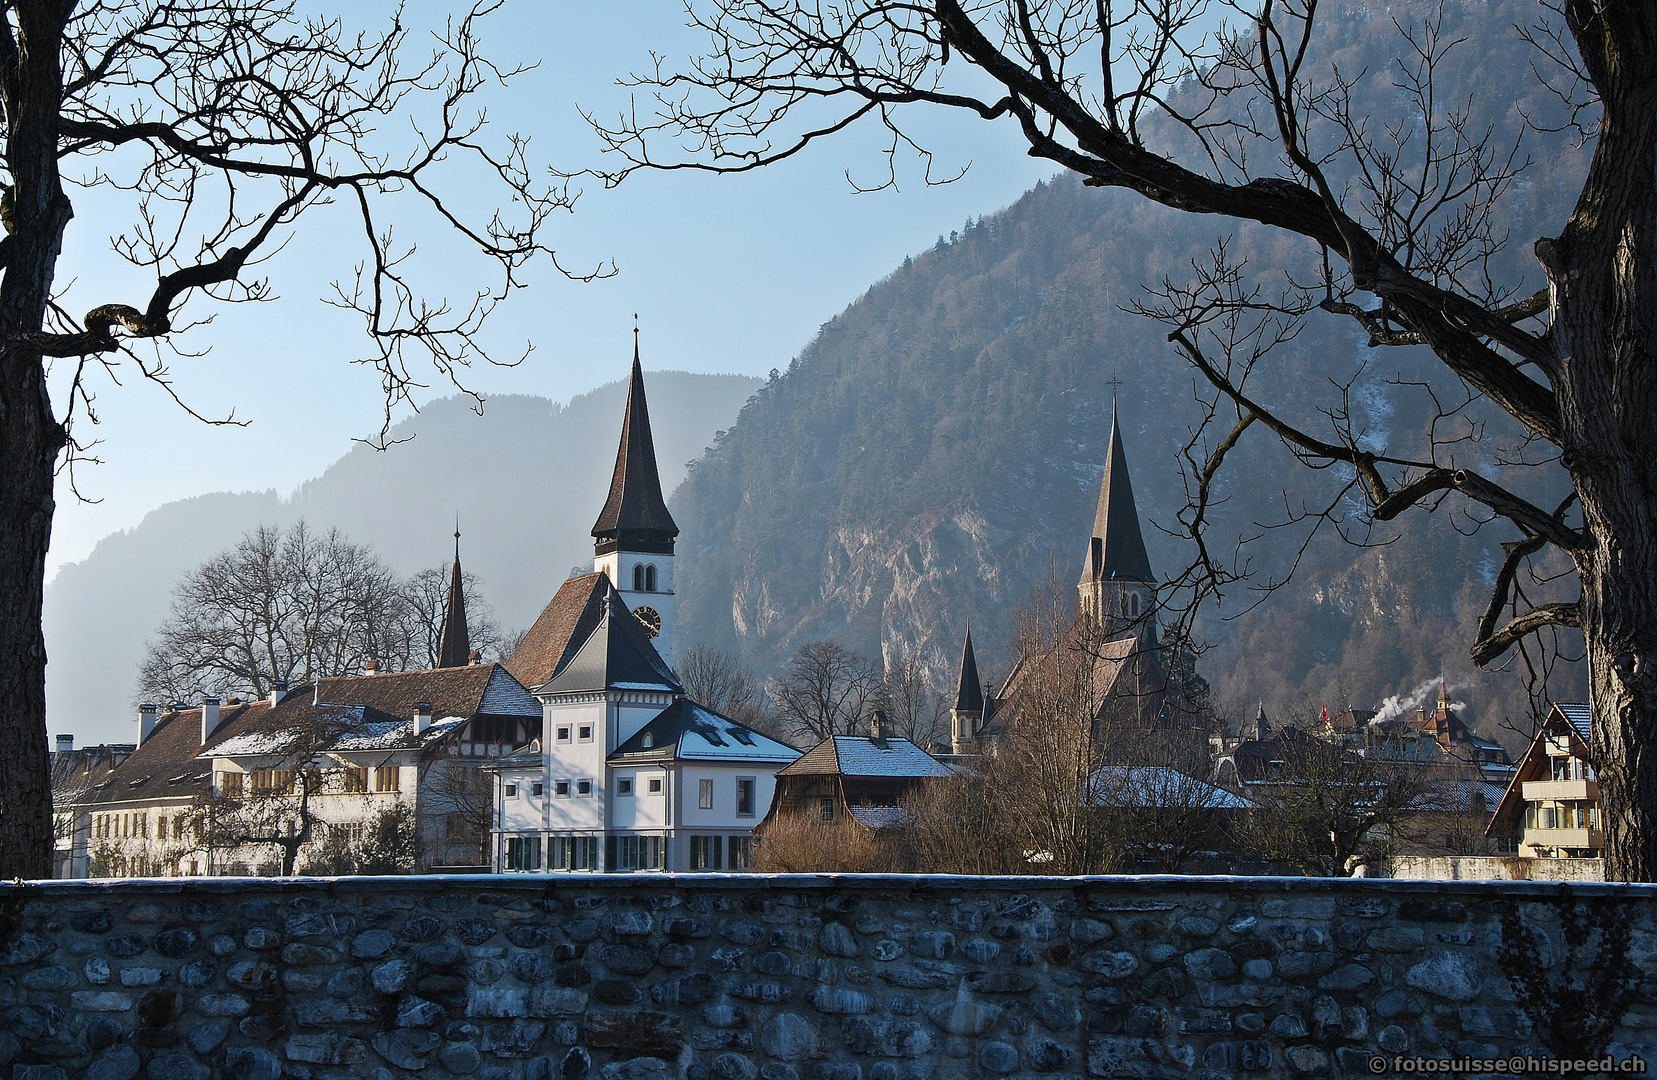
[947,402,1201,757]
[487,334,799,872]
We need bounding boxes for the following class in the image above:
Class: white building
[487,340,800,872]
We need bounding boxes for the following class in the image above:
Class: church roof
[591,340,678,551]
[1081,403,1155,585]
[437,532,471,669]
[609,699,799,764]
[954,627,984,714]
[538,585,682,695]
[504,572,609,688]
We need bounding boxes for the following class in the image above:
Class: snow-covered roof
[1555,702,1591,742]
[611,700,799,764]
[818,736,956,779]
[1089,766,1252,810]
[204,705,467,760]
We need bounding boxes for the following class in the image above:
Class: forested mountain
[46,373,761,745]
[668,0,1589,744]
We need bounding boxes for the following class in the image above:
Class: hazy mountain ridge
[46,372,763,745]
[667,0,1590,741]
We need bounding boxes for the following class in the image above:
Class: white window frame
[554,780,571,799]
[576,778,594,798]
[578,725,594,743]
[736,776,757,818]
[556,725,572,744]
[698,778,714,810]
[617,778,634,797]
[647,775,664,795]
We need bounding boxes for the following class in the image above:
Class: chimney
[362,658,379,676]
[138,703,159,745]
[55,733,74,754]
[415,701,433,735]
[201,697,221,745]
[269,680,287,708]
[468,650,482,666]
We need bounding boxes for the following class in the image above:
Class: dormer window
[642,732,654,748]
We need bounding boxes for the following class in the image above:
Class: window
[555,780,570,798]
[647,776,663,794]
[156,817,168,841]
[641,732,654,748]
[250,769,295,796]
[633,564,645,591]
[532,783,544,796]
[1128,592,1140,617]
[333,821,365,845]
[617,779,633,797]
[578,725,593,742]
[472,717,518,744]
[576,779,593,797]
[736,778,756,817]
[699,779,714,810]
[556,726,572,743]
[645,565,657,592]
[341,767,368,793]
[608,835,664,871]
[819,797,835,821]
[374,766,400,793]
[504,783,519,798]
[690,835,723,870]
[550,836,599,871]
[728,836,753,871]
[504,835,542,872]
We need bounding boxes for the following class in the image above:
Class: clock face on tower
[632,606,662,638]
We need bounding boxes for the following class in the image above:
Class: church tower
[950,625,985,755]
[437,526,471,668]
[1079,401,1157,640]
[592,331,680,666]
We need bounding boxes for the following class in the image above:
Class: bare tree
[402,563,505,668]
[418,758,492,868]
[883,649,947,750]
[137,521,409,703]
[677,642,767,729]
[590,0,1657,879]
[0,1,590,877]
[769,640,885,742]
[1093,724,1233,873]
[899,755,1032,874]
[754,813,897,872]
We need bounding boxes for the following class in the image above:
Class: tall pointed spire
[954,624,984,715]
[437,522,471,669]
[592,330,679,555]
[1081,400,1155,585]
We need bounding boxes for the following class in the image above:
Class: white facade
[594,551,676,668]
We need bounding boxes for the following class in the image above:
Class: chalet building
[62,551,544,877]
[1487,702,1600,859]
[760,723,956,831]
[950,403,1200,757]
[486,337,800,873]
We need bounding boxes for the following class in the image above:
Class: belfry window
[1128,592,1140,617]
[645,565,657,591]
[633,564,645,591]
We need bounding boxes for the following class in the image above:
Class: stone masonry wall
[1,876,1655,1080]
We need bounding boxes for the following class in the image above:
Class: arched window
[1128,592,1140,618]
[645,565,657,592]
[633,564,645,591]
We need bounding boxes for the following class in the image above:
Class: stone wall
[1385,857,1606,883]
[1,875,1655,1080]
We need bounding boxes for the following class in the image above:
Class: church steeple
[437,525,471,669]
[950,624,985,755]
[590,327,680,667]
[1079,400,1156,635]
[592,331,679,556]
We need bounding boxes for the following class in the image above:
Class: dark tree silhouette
[592,0,1657,879]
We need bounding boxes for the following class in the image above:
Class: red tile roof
[504,573,608,688]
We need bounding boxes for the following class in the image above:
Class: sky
[44,0,1054,578]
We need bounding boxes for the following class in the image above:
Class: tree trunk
[0,8,71,880]
[1548,18,1657,882]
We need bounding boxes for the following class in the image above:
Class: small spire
[592,328,679,550]
[1255,701,1269,742]
[437,528,471,669]
[954,622,984,716]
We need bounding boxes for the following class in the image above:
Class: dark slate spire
[1081,400,1155,585]
[592,331,679,555]
[955,625,984,715]
[437,525,471,669]
[1254,701,1270,742]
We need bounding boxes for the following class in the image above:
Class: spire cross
[1104,373,1124,395]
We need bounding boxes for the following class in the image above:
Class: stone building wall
[1,875,1655,1080]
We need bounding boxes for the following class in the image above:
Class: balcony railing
[1523,826,1603,851]
[1521,779,1599,801]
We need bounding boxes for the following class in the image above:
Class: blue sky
[45,0,1053,576]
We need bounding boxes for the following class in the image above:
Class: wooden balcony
[1521,778,1599,801]
[1523,826,1603,851]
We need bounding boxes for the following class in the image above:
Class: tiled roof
[591,348,678,548]
[1555,702,1591,742]
[540,589,682,695]
[848,806,912,829]
[610,700,799,764]
[777,736,955,779]
[77,698,274,808]
[503,573,608,688]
